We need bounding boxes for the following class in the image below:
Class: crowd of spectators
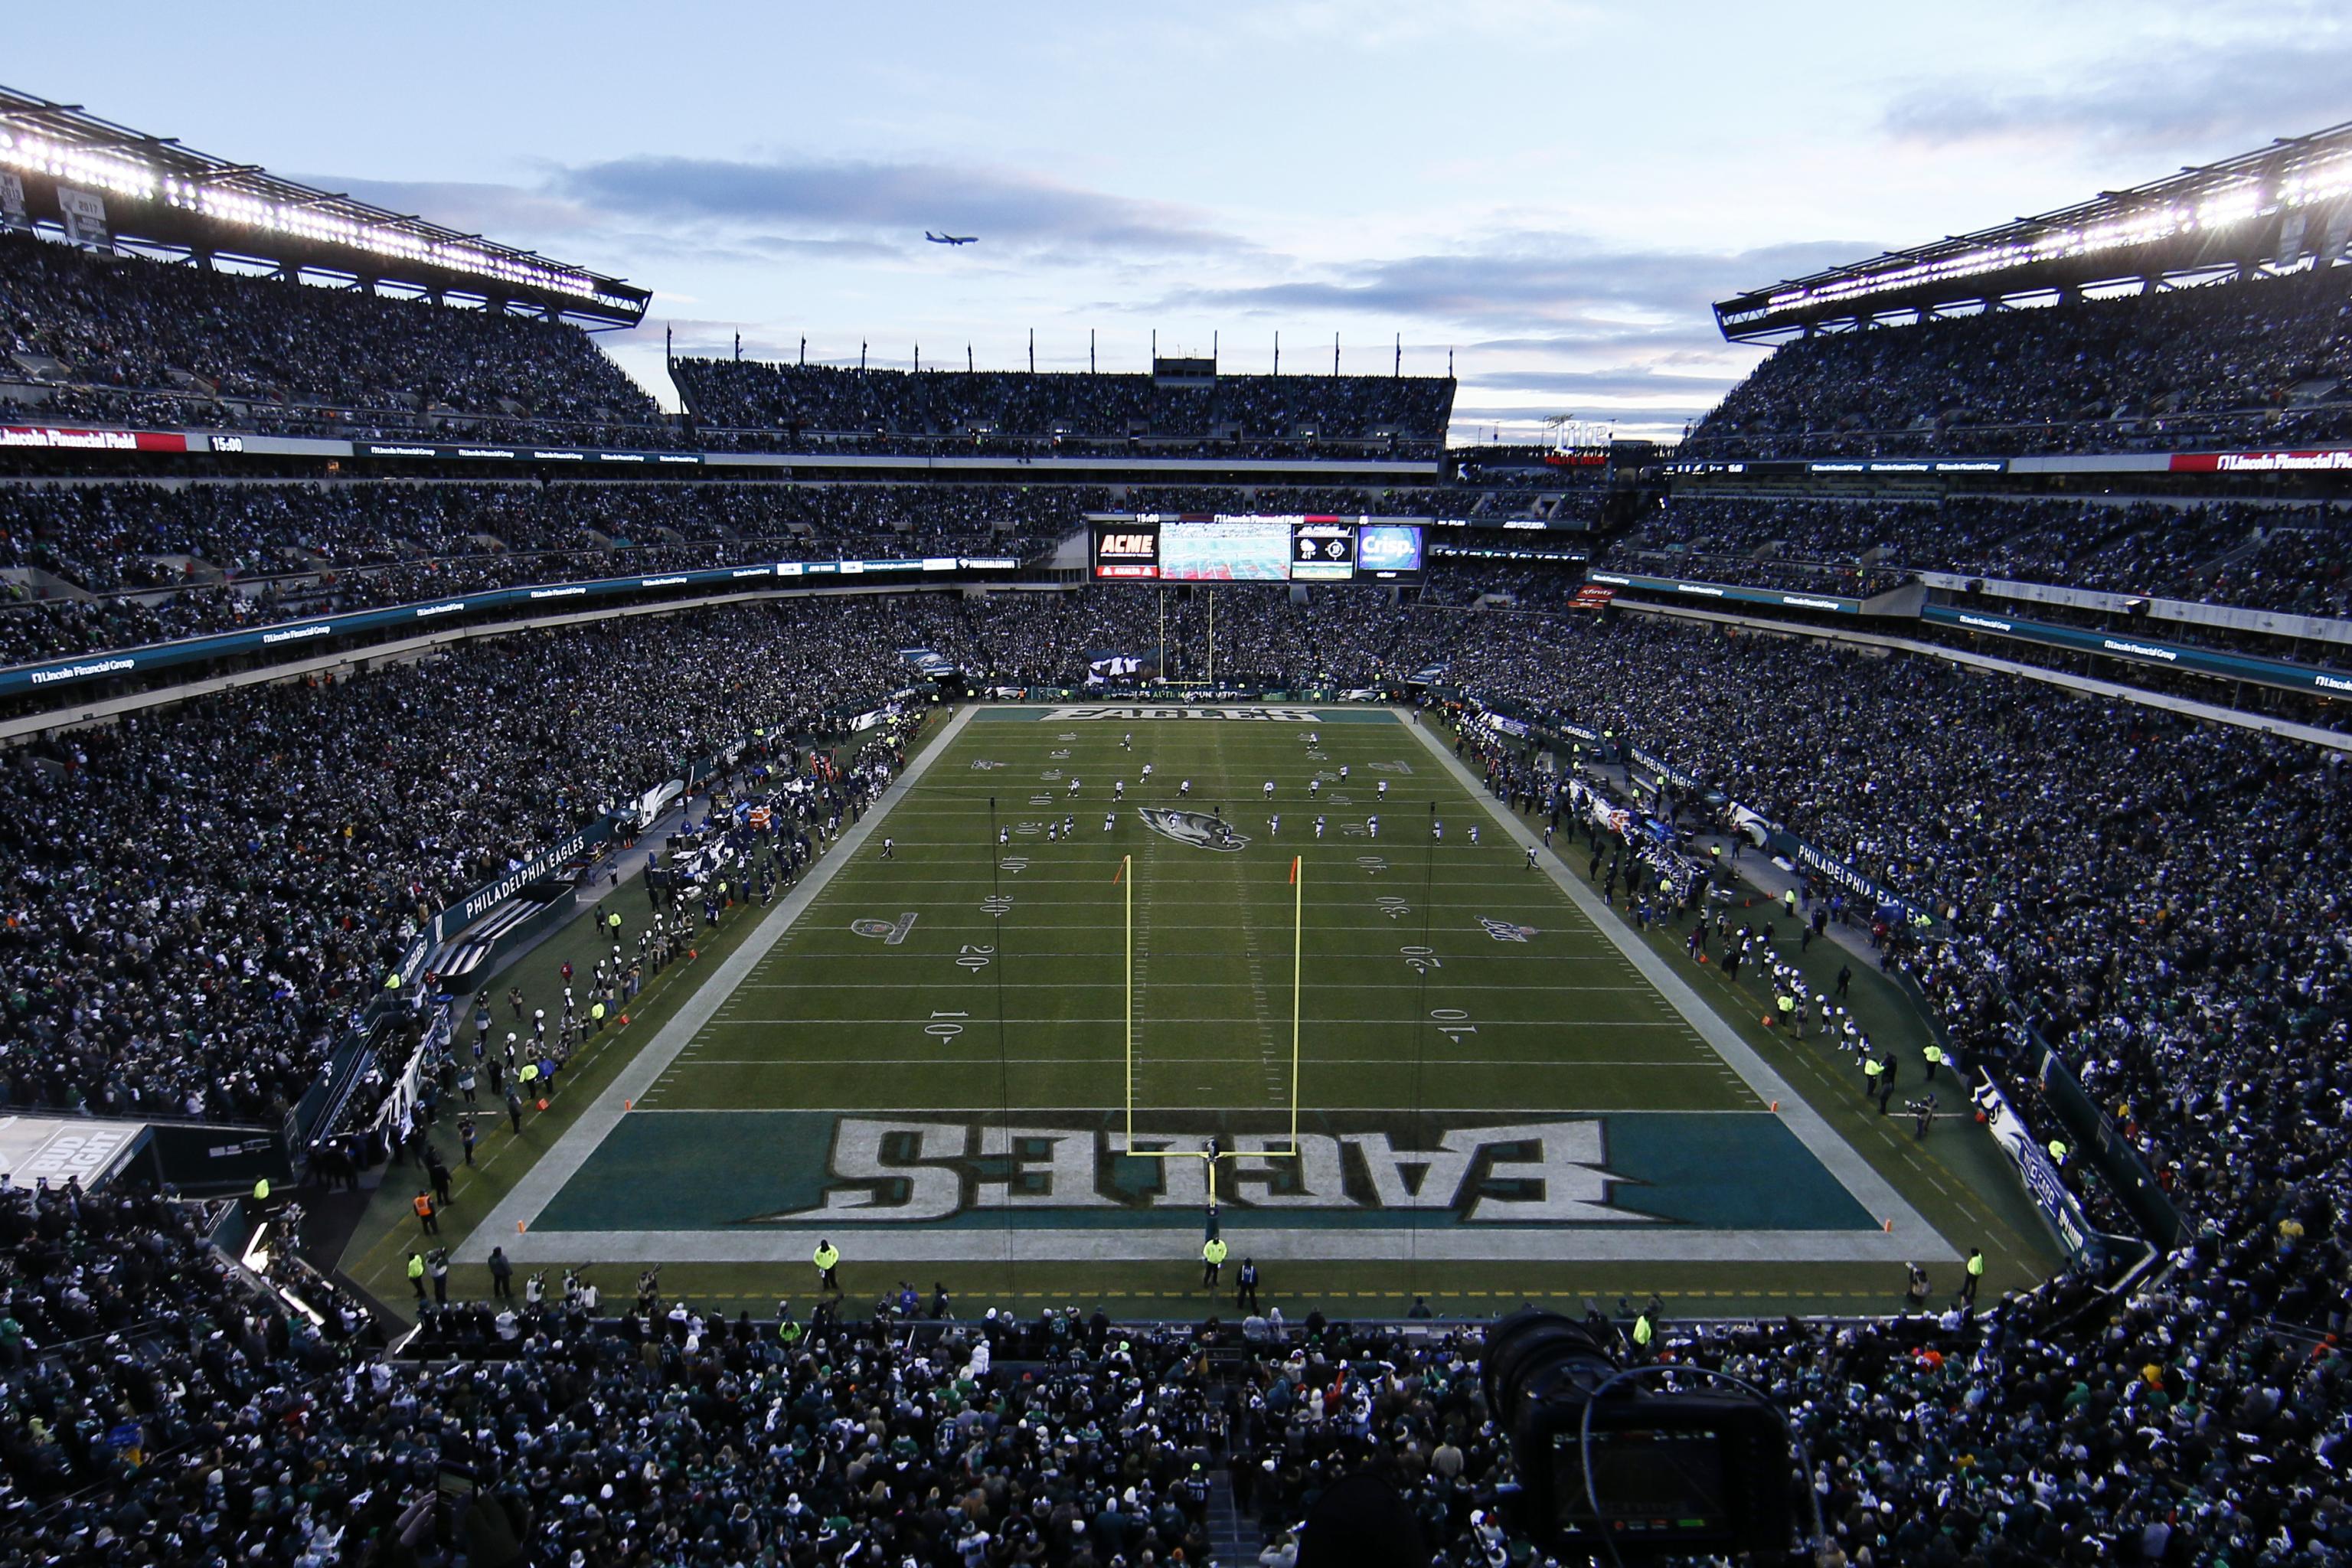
[674,361,1456,455]
[0,581,2346,1563]
[15,172,2352,1566]
[0,480,1097,593]
[0,481,1484,668]
[1640,495,2352,618]
[0,232,666,447]
[0,597,1008,1125]
[1687,266,2352,459]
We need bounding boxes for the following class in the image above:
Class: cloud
[1471,367,1741,398]
[1160,237,1871,326]
[298,175,599,240]
[1881,37,2352,155]
[304,154,1248,267]
[554,155,1245,253]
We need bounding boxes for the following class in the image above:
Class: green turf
[342,704,2066,1319]
[560,708,1884,1243]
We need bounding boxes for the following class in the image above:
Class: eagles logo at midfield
[1136,807,1251,852]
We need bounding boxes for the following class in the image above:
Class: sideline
[1400,710,1957,1263]
[465,703,1928,1269]
[454,702,984,1262]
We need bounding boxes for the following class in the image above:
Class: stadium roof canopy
[1714,123,2352,343]
[0,84,648,326]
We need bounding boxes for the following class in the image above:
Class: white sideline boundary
[456,702,985,1262]
[460,704,1949,1269]
[1400,712,1954,1262]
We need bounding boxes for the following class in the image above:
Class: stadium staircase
[1205,1468,1256,1565]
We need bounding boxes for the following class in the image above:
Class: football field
[451,701,2020,1309]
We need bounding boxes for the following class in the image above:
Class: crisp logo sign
[1137,808,1251,852]
[753,1118,1632,1223]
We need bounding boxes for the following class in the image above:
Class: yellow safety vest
[252,1178,270,1202]
[814,1245,839,1271]
[1203,1240,1227,1265]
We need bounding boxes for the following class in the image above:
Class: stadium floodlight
[0,102,640,317]
[0,130,157,202]
[1720,122,2352,334]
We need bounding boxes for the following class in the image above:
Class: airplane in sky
[925,232,978,246]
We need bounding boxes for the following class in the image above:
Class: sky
[12,2,2348,443]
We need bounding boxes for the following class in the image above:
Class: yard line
[756,949,1634,962]
[702,1016,1696,1027]
[730,980,1663,992]
[659,1055,1717,1068]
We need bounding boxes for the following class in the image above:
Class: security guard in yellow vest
[1923,1043,1945,1083]
[1962,1248,1986,1305]
[406,1252,427,1298]
[251,1178,270,1205]
[813,1239,841,1292]
[1201,1236,1227,1288]
[2047,1138,2069,1167]
[1632,1311,1655,1355]
[1863,1054,1885,1096]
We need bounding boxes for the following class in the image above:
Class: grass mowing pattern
[535,707,1880,1243]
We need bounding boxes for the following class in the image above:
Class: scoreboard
[1091,516,1421,584]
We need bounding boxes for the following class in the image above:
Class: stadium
[0,37,2346,1568]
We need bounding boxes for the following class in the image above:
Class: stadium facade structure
[1715,122,2352,341]
[0,83,647,325]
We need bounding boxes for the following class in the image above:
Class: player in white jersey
[1264,780,1276,800]
[1315,816,1326,839]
